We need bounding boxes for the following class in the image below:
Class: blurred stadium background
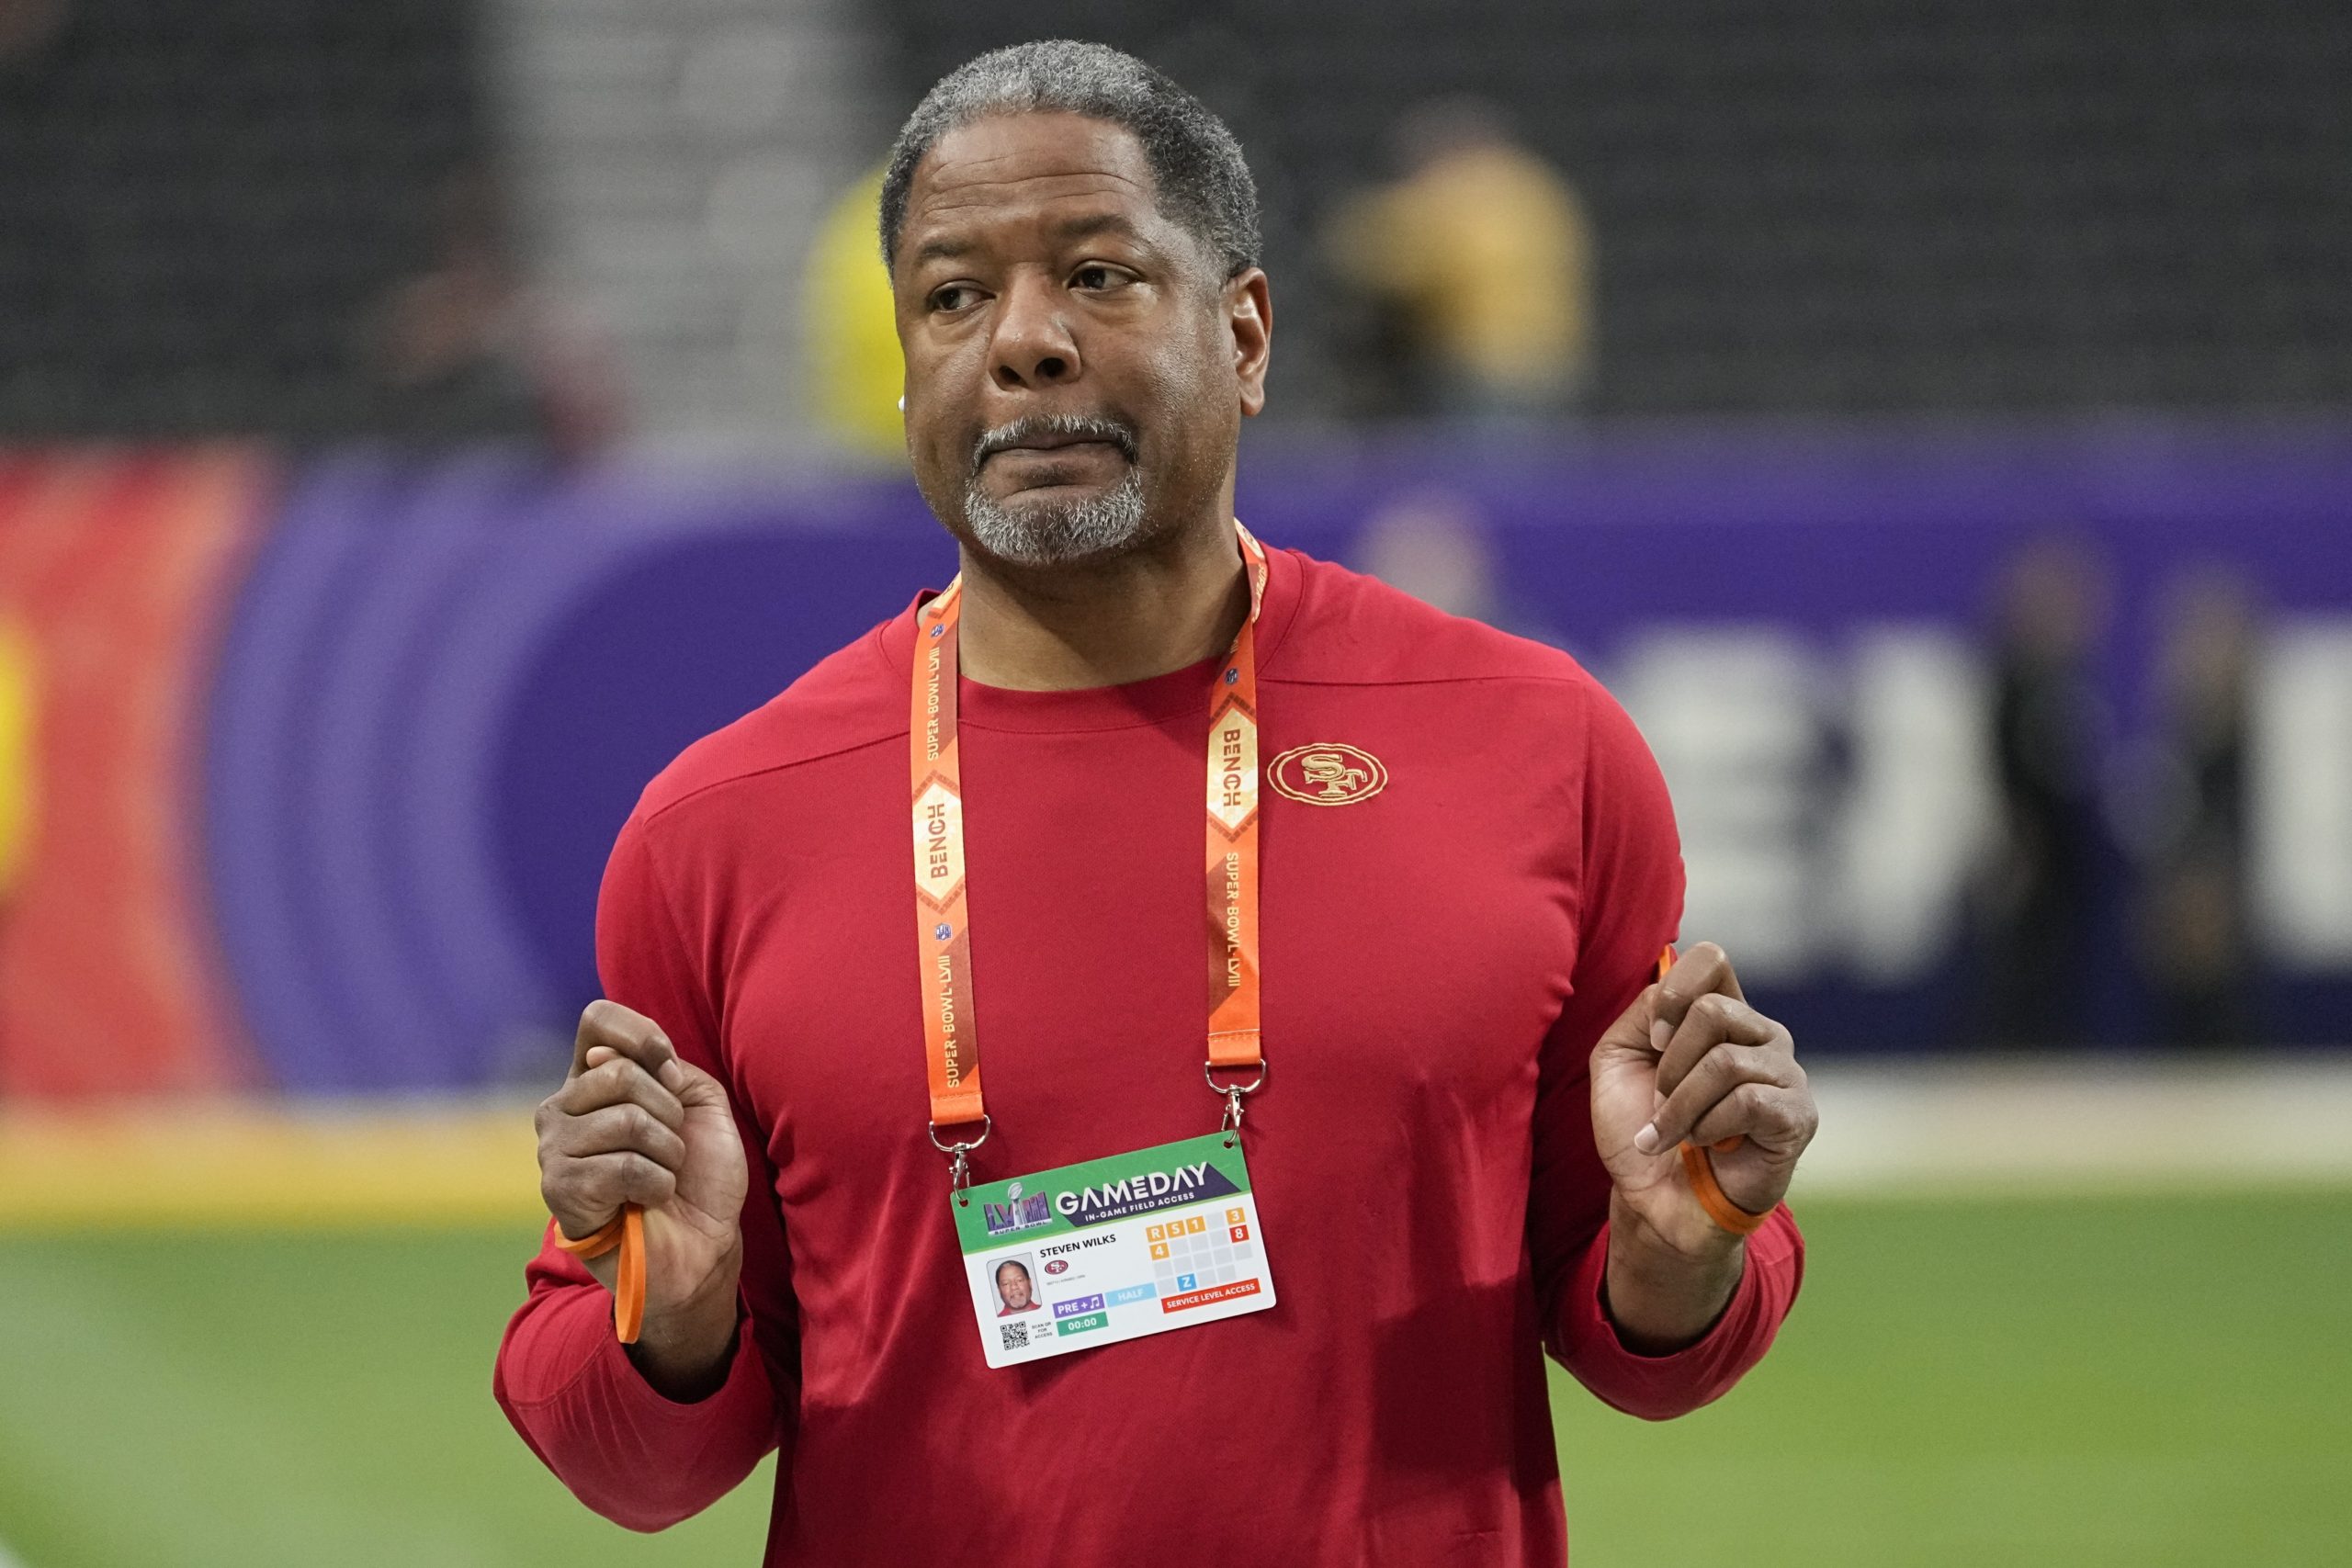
[2,1,2348,1563]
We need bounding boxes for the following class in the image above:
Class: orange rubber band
[1679,1142,1771,1236]
[614,1205,646,1343]
[549,1203,648,1343]
[1657,942,1766,1233]
[552,1211,627,1259]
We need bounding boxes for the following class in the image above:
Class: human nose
[988,272,1080,390]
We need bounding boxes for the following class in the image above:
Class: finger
[1655,991,1781,1100]
[581,1050,737,1127]
[1647,941,1744,1054]
[1689,1079,1817,1154]
[542,1055,686,1132]
[571,998,686,1093]
[545,1151,678,1228]
[1639,1039,1803,1152]
[553,1102,689,1173]
[1589,983,1668,1075]
[662,1055,738,1115]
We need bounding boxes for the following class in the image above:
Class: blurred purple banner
[186,423,2352,1092]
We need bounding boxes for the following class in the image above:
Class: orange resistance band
[1655,945,1770,1237]
[551,1205,647,1343]
[911,521,1273,1135]
[1679,1143,1771,1236]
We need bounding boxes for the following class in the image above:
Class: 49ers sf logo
[1268,742,1387,806]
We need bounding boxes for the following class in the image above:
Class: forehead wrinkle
[911,167,1154,225]
[931,141,1150,186]
[902,179,1182,276]
[921,114,1152,184]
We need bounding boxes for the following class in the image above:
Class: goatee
[962,414,1149,567]
[963,466,1148,567]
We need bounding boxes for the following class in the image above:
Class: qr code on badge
[1000,1322,1029,1351]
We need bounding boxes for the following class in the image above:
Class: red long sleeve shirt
[494,543,1803,1565]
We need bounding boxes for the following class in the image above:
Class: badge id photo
[956,1133,1276,1368]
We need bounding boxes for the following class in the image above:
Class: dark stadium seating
[876,0,2352,421]
[0,0,499,439]
[1,0,2345,435]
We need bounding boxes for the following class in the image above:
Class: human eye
[927,282,983,314]
[1069,263,1136,293]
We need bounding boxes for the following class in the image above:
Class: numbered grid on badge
[1148,1209,1255,1292]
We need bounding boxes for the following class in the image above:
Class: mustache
[970,414,1139,473]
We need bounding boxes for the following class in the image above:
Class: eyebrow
[907,211,1157,272]
[1048,212,1148,246]
[909,235,975,269]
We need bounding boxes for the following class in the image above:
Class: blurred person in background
[1354,489,1567,647]
[2132,571,2258,1045]
[0,612,32,1067]
[1978,536,2109,1047]
[364,165,618,457]
[1324,98,1593,422]
[0,0,63,64]
[805,164,909,458]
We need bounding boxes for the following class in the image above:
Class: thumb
[582,1041,688,1096]
[582,1043,732,1134]
[667,1055,734,1114]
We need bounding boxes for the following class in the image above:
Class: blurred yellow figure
[1329,101,1593,417]
[0,614,34,900]
[805,165,909,458]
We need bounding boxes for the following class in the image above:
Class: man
[993,1259,1038,1316]
[0,612,31,1071]
[1326,98,1595,419]
[497,40,1816,1566]
[1983,537,2107,1045]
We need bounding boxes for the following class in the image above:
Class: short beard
[961,415,1149,568]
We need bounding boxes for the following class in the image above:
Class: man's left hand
[1589,941,1817,1258]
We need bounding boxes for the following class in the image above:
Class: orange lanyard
[911,522,1272,1184]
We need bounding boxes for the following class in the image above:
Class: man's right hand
[537,999,748,1398]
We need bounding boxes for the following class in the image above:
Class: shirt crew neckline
[870,534,1305,736]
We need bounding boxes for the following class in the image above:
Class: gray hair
[959,413,1148,566]
[878,39,1261,282]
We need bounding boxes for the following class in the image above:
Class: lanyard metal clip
[1206,1059,1268,1147]
[928,1115,992,1201]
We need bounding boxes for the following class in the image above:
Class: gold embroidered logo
[1269,742,1388,807]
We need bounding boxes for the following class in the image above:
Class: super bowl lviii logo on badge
[1269,742,1387,806]
[983,1179,1056,1237]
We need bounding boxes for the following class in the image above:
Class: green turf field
[2,1191,2345,1566]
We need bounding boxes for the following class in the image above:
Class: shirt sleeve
[1524,675,1805,1421]
[492,807,797,1530]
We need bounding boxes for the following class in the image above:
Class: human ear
[1227,268,1272,417]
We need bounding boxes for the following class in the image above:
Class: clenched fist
[1589,942,1816,1254]
[537,999,749,1395]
